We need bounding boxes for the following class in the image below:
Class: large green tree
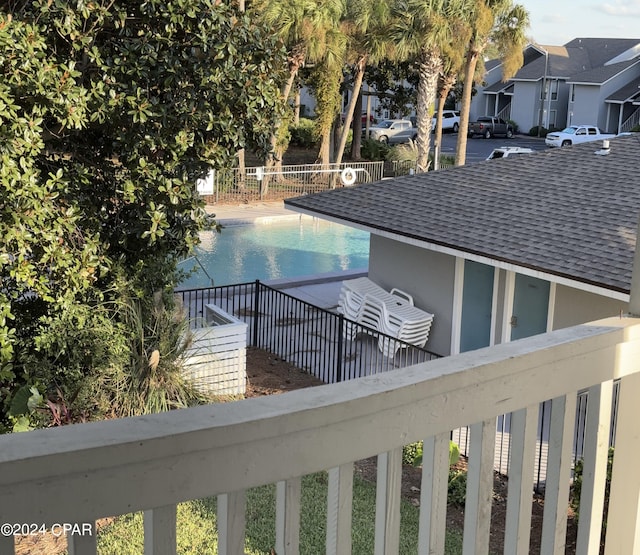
[334,0,393,166]
[0,0,285,428]
[454,0,529,166]
[257,0,344,171]
[390,0,470,173]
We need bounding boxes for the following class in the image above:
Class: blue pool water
[177,218,370,289]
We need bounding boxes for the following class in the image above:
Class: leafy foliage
[289,118,318,148]
[0,1,286,428]
[529,125,549,137]
[360,138,390,160]
[571,448,614,528]
[364,61,419,120]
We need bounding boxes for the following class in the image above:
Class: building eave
[288,206,631,303]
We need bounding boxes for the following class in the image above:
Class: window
[588,127,598,135]
[541,79,559,101]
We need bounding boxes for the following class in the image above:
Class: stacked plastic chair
[338,278,434,356]
[361,294,434,357]
[338,277,414,339]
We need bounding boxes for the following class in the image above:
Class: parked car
[432,110,460,132]
[342,112,375,126]
[468,116,514,139]
[486,146,535,160]
[545,125,615,147]
[387,127,418,145]
[365,119,413,143]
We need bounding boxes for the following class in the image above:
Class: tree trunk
[415,52,442,173]
[350,92,363,160]
[335,56,367,166]
[317,129,332,166]
[264,59,303,195]
[236,148,246,191]
[433,74,456,169]
[455,47,479,167]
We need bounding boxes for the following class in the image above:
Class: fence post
[252,280,261,347]
[336,314,344,382]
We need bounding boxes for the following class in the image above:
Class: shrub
[402,440,461,468]
[387,141,417,163]
[630,124,640,132]
[507,119,519,134]
[360,138,390,161]
[571,447,614,528]
[289,118,317,148]
[402,441,423,465]
[529,125,549,137]
[88,292,212,418]
[448,469,467,506]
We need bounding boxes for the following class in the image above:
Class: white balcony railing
[2,315,640,554]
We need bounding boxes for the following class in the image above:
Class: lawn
[98,472,464,554]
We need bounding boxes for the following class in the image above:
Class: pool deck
[207,201,302,226]
[207,201,366,310]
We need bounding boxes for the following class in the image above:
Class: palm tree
[311,29,348,165]
[431,18,471,160]
[390,0,469,173]
[454,1,529,166]
[334,0,393,167]
[257,0,346,172]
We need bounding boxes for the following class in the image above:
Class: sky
[518,0,640,45]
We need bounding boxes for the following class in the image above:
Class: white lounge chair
[359,294,434,356]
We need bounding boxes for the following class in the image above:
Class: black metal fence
[176,281,441,383]
[176,281,619,492]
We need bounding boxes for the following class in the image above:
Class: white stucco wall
[368,235,455,356]
[552,284,627,330]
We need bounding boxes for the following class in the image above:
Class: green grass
[98,472,464,554]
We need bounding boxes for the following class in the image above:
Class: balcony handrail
[2,315,640,553]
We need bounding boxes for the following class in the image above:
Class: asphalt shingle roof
[285,135,640,295]
[606,77,640,102]
[511,39,640,83]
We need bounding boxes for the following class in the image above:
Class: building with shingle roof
[472,38,640,136]
[285,135,640,355]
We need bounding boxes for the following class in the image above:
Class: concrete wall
[552,284,627,330]
[368,235,455,356]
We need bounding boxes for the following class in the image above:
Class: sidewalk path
[206,201,301,225]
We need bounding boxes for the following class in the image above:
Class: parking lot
[434,132,548,164]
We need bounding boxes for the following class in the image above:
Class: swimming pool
[177,218,370,289]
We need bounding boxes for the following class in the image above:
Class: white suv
[432,110,460,132]
[366,119,413,143]
[486,146,534,160]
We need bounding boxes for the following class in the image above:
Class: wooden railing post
[144,506,177,555]
[604,371,640,553]
[326,463,354,555]
[0,534,14,555]
[374,448,403,555]
[276,478,301,554]
[217,491,246,555]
